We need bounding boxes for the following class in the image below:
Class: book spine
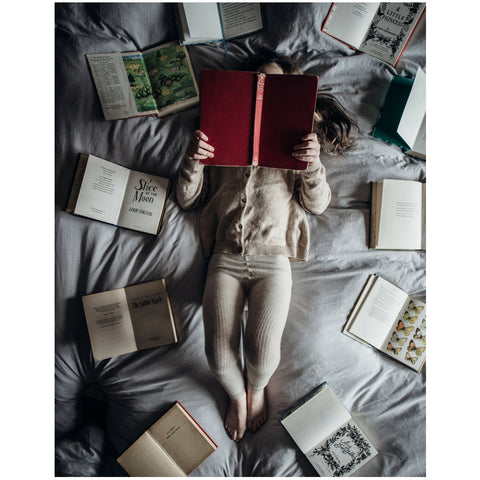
[251,73,265,166]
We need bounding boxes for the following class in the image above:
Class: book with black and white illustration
[67,154,170,235]
[82,279,178,361]
[370,178,426,250]
[280,383,377,477]
[176,3,263,45]
[343,274,426,372]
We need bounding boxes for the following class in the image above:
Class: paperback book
[117,402,217,476]
[370,178,426,250]
[200,69,318,170]
[82,279,178,361]
[322,3,425,66]
[343,274,426,372]
[67,154,170,235]
[86,41,199,120]
[280,383,377,477]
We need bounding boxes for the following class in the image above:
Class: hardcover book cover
[200,70,318,170]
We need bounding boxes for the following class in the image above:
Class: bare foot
[247,387,268,432]
[224,394,247,442]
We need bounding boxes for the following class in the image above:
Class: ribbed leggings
[202,253,292,399]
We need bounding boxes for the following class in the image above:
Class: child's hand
[291,133,321,166]
[186,130,215,161]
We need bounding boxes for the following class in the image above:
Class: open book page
[82,287,137,361]
[380,297,426,371]
[346,275,409,349]
[359,3,425,65]
[117,169,170,234]
[398,68,426,154]
[408,115,426,160]
[219,3,263,39]
[117,430,186,476]
[148,403,216,475]
[377,179,424,250]
[74,155,130,226]
[124,280,178,350]
[281,385,351,454]
[306,419,378,477]
[86,53,138,120]
[322,3,379,49]
[181,3,223,41]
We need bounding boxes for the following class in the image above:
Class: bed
[55,2,426,476]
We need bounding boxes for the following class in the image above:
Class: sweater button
[245,171,251,177]
[241,197,246,203]
[238,224,243,230]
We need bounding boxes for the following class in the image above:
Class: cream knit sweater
[176,157,331,261]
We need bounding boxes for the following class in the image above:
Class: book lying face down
[200,69,319,170]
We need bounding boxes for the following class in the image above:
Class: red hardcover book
[200,70,319,170]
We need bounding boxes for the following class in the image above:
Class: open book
[82,279,178,361]
[280,383,377,477]
[373,67,426,159]
[67,154,170,235]
[322,3,425,66]
[176,3,263,45]
[370,179,426,250]
[200,70,318,170]
[343,275,426,372]
[117,402,217,476]
[86,41,198,121]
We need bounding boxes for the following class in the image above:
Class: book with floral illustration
[280,383,377,477]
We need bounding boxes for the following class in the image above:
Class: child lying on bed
[176,51,358,442]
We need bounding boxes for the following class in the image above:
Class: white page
[281,385,351,453]
[74,155,130,226]
[86,53,138,120]
[348,276,408,348]
[322,3,379,49]
[219,3,262,39]
[82,288,137,361]
[398,68,426,148]
[183,3,223,40]
[377,179,424,250]
[117,170,169,234]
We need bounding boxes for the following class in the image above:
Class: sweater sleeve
[295,159,331,215]
[175,157,209,211]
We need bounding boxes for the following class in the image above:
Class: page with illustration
[82,287,137,361]
[148,403,217,475]
[347,275,409,349]
[117,169,170,234]
[359,3,425,65]
[124,280,178,350]
[322,3,379,49]
[377,179,424,250]
[306,418,377,477]
[74,155,130,226]
[117,430,185,477]
[86,52,139,120]
[219,2,263,39]
[380,297,426,371]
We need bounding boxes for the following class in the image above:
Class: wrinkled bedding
[55,2,426,476]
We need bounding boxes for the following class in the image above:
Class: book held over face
[176,3,263,45]
[322,3,425,67]
[86,41,198,121]
[343,274,426,372]
[67,154,170,235]
[82,279,178,361]
[372,67,426,159]
[280,383,377,477]
[117,402,217,476]
[370,178,425,250]
[200,70,318,170]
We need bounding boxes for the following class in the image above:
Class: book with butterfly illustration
[280,383,378,477]
[343,274,426,372]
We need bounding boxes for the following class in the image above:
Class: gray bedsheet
[55,2,426,476]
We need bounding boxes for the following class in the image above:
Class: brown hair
[244,50,359,154]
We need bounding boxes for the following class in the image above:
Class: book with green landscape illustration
[86,41,199,121]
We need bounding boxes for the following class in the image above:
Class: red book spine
[251,73,265,166]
